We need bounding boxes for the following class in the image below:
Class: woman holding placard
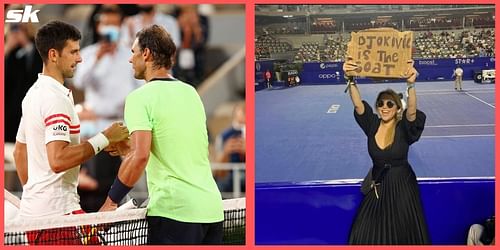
[344,57,430,244]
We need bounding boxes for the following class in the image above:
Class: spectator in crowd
[80,4,140,48]
[468,216,495,245]
[172,4,209,87]
[214,102,246,195]
[73,5,141,212]
[5,22,43,143]
[120,4,180,48]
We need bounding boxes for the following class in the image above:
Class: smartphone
[232,130,242,138]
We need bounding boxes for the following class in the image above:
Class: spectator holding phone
[73,4,141,212]
[5,22,43,143]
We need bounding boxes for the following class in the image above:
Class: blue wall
[255,60,277,91]
[255,57,495,89]
[255,179,494,245]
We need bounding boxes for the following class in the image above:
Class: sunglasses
[377,99,396,109]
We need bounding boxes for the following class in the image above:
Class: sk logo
[6,5,40,23]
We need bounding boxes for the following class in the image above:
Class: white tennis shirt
[16,74,81,217]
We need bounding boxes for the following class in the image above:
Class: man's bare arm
[99,131,151,212]
[46,121,129,173]
[13,141,28,185]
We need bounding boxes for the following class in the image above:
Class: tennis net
[4,197,245,245]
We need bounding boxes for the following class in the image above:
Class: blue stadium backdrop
[255,57,495,90]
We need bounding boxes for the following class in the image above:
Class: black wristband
[108,178,132,204]
[344,76,356,93]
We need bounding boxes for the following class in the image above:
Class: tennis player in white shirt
[13,20,129,222]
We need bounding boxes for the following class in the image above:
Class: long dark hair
[375,88,403,148]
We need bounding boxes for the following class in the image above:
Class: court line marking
[462,91,495,93]
[421,134,495,138]
[417,88,495,93]
[315,176,495,185]
[426,124,494,128]
[464,92,496,108]
[418,91,494,96]
[417,176,495,181]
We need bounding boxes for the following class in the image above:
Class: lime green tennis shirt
[124,79,223,223]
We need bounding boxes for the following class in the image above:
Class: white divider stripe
[417,88,495,93]
[298,176,495,185]
[421,134,495,138]
[426,124,494,128]
[222,197,246,210]
[6,198,247,233]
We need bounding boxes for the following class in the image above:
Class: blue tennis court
[255,80,494,183]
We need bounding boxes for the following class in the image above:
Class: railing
[197,46,245,118]
[211,163,246,199]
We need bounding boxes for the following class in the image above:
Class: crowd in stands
[294,42,320,62]
[414,30,465,58]
[255,35,292,60]
[257,28,495,62]
[467,29,495,57]
[414,29,494,58]
[323,36,346,62]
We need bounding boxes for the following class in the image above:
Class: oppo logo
[6,5,40,23]
[318,74,338,79]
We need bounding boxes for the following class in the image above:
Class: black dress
[348,101,430,245]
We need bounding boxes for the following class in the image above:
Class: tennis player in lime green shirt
[99,24,224,244]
